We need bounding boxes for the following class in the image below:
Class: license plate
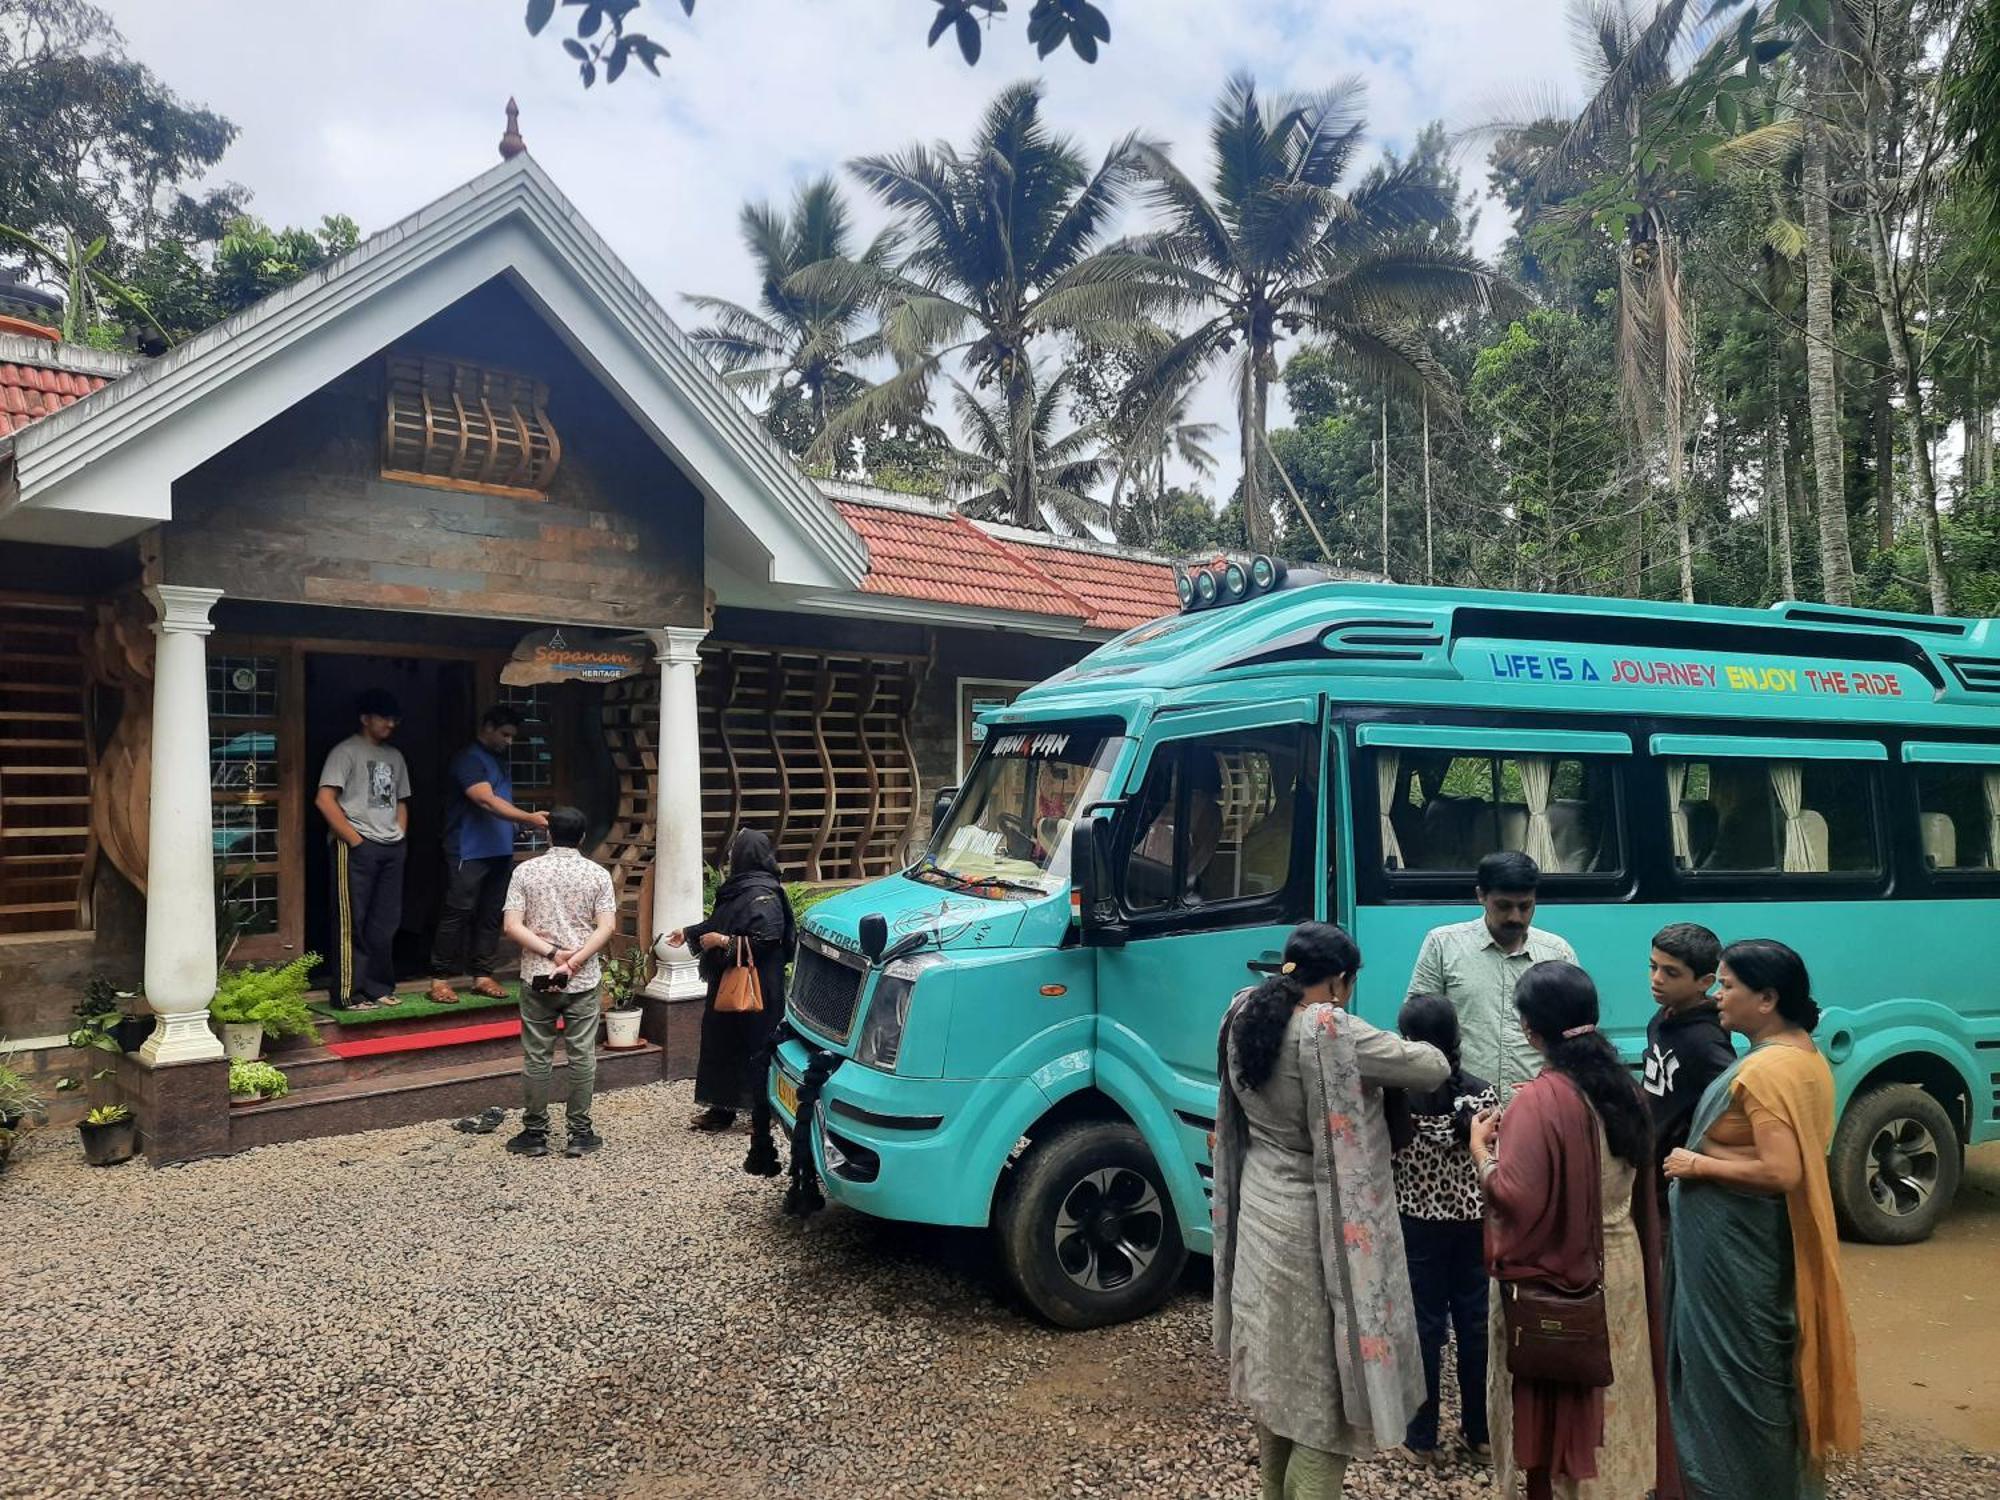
[774,1069,799,1119]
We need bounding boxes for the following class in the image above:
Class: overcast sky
[103,0,1587,494]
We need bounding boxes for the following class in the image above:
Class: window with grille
[209,655,281,936]
[0,598,91,934]
[498,686,556,853]
[382,354,560,496]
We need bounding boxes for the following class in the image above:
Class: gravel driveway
[3,1080,1995,1499]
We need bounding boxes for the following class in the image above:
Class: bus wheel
[1830,1084,1960,1245]
[997,1121,1187,1329]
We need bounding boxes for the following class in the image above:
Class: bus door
[1092,697,1323,1160]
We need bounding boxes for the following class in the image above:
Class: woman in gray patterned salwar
[1212,923,1450,1500]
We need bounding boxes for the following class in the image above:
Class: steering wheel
[996,811,1036,860]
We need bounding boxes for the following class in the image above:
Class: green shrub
[227,1060,289,1099]
[83,1103,132,1126]
[211,954,322,1041]
[0,1052,45,1123]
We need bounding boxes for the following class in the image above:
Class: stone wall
[157,279,705,630]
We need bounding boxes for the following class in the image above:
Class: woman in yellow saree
[1662,939,1861,1499]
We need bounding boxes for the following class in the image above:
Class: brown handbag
[1499,1101,1612,1387]
[714,936,764,1014]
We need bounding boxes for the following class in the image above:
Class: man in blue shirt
[428,705,549,1004]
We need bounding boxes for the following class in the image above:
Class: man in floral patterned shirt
[500,806,618,1158]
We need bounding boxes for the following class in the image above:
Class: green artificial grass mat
[309,980,522,1026]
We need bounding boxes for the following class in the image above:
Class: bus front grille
[790,944,864,1044]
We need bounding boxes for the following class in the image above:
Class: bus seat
[1547,799,1595,873]
[1800,809,1830,872]
[1920,811,1957,871]
[1496,802,1529,856]
[1420,795,1478,869]
[1681,801,1718,868]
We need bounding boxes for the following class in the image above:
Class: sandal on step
[453,1106,506,1135]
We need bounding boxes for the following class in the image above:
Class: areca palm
[1108,72,1503,551]
[683,176,894,453]
[942,363,1109,531]
[804,82,1148,527]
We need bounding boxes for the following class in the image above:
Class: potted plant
[210,953,322,1061]
[598,945,653,1049]
[78,1103,136,1167]
[0,1051,45,1172]
[228,1059,289,1105]
[73,976,152,1054]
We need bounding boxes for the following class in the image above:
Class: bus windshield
[918,726,1127,896]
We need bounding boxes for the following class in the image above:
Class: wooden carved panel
[382,354,561,497]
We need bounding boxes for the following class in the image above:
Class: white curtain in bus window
[1376,749,1404,871]
[1988,771,2000,869]
[1769,761,1820,873]
[1516,755,1558,870]
[1664,760,1694,867]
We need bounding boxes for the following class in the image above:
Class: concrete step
[226,1041,665,1151]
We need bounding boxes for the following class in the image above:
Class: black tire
[996,1120,1188,1329]
[1830,1083,1961,1245]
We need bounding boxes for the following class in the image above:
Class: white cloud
[102,0,1584,500]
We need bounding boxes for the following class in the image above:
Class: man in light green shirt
[1406,851,1576,1102]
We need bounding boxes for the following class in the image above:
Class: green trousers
[520,983,600,1135]
[1257,1426,1350,1500]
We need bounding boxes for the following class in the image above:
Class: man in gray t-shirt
[315,689,412,1008]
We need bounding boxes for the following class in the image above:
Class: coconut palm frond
[1130,141,1238,275]
[807,356,942,466]
[1304,246,1507,325]
[1317,320,1462,415]
[1713,119,1804,177]
[1539,0,1694,203]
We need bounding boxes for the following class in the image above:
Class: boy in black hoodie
[1642,921,1735,1225]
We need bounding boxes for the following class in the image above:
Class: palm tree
[803,82,1149,527]
[1497,0,1711,600]
[942,363,1109,531]
[683,177,894,455]
[1108,73,1503,551]
[1109,367,1221,533]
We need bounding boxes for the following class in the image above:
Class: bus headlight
[855,954,943,1071]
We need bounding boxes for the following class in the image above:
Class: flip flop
[452,1106,506,1135]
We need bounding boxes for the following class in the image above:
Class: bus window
[1913,764,2000,871]
[1667,758,1878,875]
[1376,749,1620,876]
[1126,731,1305,912]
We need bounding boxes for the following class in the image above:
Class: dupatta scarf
[1688,1043,1861,1471]
[1212,996,1425,1450]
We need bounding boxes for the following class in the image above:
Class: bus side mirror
[1077,817,1127,949]
[858,914,888,963]
[932,786,958,834]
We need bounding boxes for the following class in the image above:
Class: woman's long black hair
[1513,960,1651,1169]
[1230,922,1362,1093]
[1721,938,1821,1032]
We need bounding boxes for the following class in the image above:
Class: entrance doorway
[303,651,475,991]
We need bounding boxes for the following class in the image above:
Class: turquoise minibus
[766,565,2000,1326]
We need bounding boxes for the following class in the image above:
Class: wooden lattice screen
[382,354,561,496]
[0,597,91,934]
[595,642,926,930]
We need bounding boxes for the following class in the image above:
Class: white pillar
[645,625,710,1001]
[139,585,226,1064]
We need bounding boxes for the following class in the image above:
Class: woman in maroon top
[1470,961,1679,1500]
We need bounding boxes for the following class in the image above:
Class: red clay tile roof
[1007,537,1178,631]
[0,360,111,440]
[834,499,1090,621]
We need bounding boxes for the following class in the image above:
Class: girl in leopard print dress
[1392,993,1500,1467]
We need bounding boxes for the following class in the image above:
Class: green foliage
[211,955,323,1042]
[0,1050,45,1124]
[227,1060,289,1100]
[525,1,1113,85]
[598,944,653,1011]
[82,1103,132,1126]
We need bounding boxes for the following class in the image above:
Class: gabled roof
[833,498,1090,623]
[984,523,1178,632]
[0,154,865,589]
